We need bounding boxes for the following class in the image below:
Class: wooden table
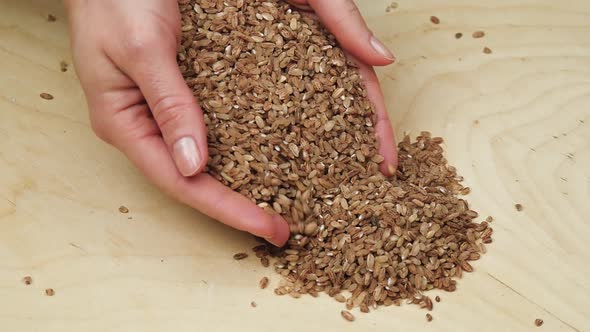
[1,1,589,331]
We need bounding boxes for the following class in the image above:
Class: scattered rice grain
[341,310,355,322]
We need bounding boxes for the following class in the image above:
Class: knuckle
[90,105,161,149]
[123,34,159,58]
[151,95,196,133]
[330,16,348,33]
[121,21,177,59]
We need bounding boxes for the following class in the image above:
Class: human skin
[64,0,397,247]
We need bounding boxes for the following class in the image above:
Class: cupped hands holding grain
[64,0,397,247]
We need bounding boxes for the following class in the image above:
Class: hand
[65,0,397,247]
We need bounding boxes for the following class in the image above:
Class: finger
[109,107,290,246]
[133,138,290,247]
[350,57,398,176]
[118,43,208,177]
[306,0,395,66]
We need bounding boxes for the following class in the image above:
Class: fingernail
[265,214,290,247]
[370,35,395,61]
[173,136,201,176]
[388,164,396,176]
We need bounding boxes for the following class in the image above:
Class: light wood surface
[1,1,589,331]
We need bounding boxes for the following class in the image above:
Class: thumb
[123,48,209,177]
[306,0,395,66]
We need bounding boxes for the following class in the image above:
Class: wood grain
[0,1,589,331]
